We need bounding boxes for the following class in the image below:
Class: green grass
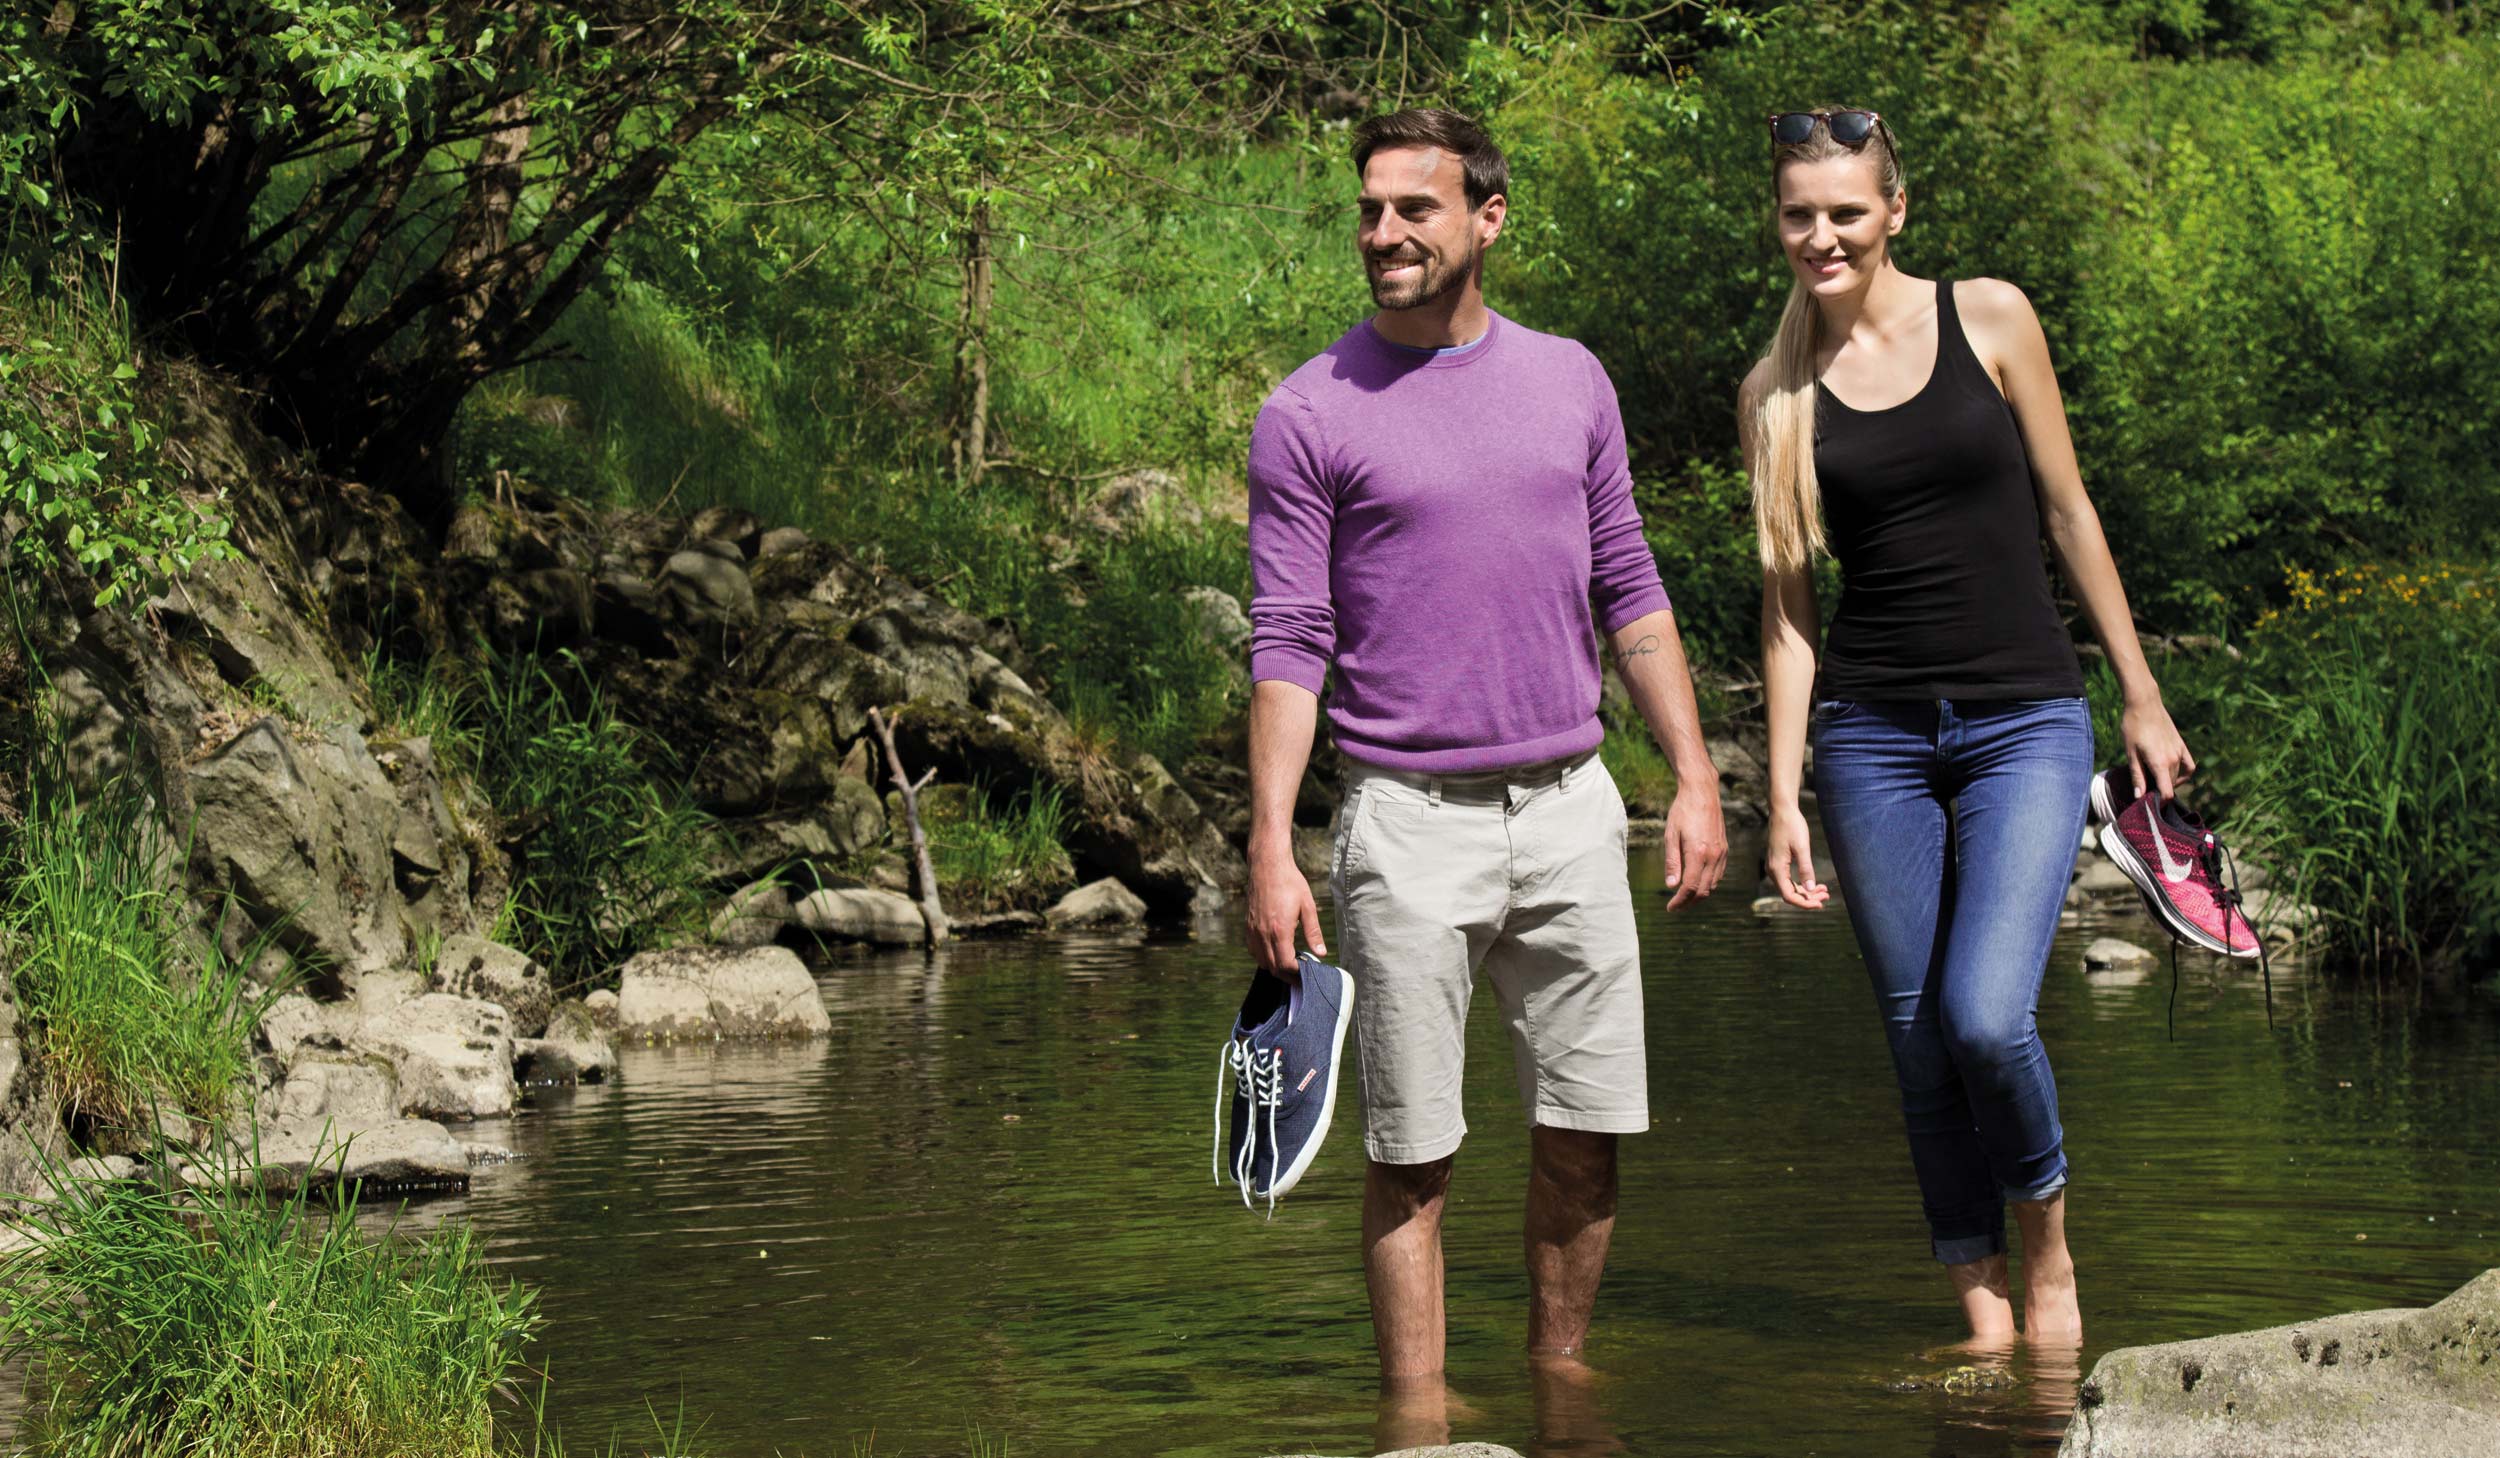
[1,712,277,1138]
[2223,564,2500,972]
[467,643,719,992]
[0,1160,538,1457]
[1597,700,1678,817]
[927,781,1074,910]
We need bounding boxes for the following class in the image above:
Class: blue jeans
[1810,696,2092,1264]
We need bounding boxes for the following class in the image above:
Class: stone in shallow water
[613,945,832,1040]
[1046,876,1148,928]
[795,887,924,947]
[186,1116,472,1194]
[2060,1267,2500,1457]
[2083,937,2158,973]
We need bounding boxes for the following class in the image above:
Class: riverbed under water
[409,830,2498,1458]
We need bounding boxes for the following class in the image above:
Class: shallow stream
[417,829,2500,1458]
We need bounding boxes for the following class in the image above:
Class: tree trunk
[951,190,994,485]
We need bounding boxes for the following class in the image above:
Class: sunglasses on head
[1767,110,1886,147]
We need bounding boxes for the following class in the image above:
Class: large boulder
[2060,1268,2500,1457]
[351,994,517,1120]
[186,716,408,977]
[373,736,478,942]
[429,935,552,1037]
[613,946,831,1040]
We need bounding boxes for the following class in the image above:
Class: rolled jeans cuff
[2007,1172,2068,1205]
[1932,1230,2005,1266]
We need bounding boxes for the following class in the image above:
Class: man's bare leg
[2014,1191,2081,1343]
[1366,1155,1455,1379]
[1524,1126,1617,1355]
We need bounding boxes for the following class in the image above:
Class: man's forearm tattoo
[1613,634,1659,670]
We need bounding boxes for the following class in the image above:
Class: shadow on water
[371,825,2500,1458]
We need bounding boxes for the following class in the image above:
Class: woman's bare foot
[2014,1192,2083,1343]
[1948,1253,2019,1345]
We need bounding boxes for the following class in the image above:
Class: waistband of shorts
[1346,747,1600,804]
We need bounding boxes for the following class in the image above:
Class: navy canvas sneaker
[1212,951,1354,1216]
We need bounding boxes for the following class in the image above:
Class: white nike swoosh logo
[2151,825,2197,884]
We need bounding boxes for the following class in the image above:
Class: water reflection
[370,826,2500,1458]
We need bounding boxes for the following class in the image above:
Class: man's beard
[1367,239,1478,310]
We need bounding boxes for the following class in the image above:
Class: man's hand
[1661,782,1728,912]
[1245,844,1326,975]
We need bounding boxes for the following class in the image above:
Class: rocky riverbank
[1,355,1262,1211]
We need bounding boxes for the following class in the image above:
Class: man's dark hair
[1350,108,1509,210]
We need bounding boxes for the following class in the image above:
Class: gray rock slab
[2060,1267,2500,1457]
[795,887,924,947]
[352,993,517,1120]
[711,880,795,948]
[614,945,831,1040]
[517,1000,617,1084]
[192,1116,472,1194]
[270,1053,400,1124]
[430,934,553,1037]
[1047,876,1148,928]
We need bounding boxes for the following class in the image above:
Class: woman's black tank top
[1814,280,2084,701]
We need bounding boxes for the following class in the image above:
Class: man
[1243,107,1730,1394]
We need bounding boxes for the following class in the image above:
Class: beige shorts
[1329,748,1648,1164]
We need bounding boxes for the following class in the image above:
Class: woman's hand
[1765,805,1830,911]
[2121,694,2196,802]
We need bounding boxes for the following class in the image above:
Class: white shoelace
[1211,1038,1284,1218]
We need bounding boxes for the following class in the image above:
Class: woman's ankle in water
[2013,1192,2083,1342]
[1946,1253,2018,1343]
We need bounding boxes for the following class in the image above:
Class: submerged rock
[613,946,831,1040]
[2060,1267,2500,1457]
[1047,876,1148,928]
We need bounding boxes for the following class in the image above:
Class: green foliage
[468,645,718,991]
[2225,564,2500,971]
[926,781,1074,911]
[0,1166,537,1458]
[1,714,275,1136]
[0,268,233,606]
[1597,697,1678,816]
[2052,45,2500,622]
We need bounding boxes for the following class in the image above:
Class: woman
[1740,108,2191,1346]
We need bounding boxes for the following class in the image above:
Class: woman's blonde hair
[1749,110,1904,575]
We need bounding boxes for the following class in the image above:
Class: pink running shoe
[2090,769,2263,959]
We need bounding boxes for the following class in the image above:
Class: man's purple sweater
[1248,311,1670,772]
